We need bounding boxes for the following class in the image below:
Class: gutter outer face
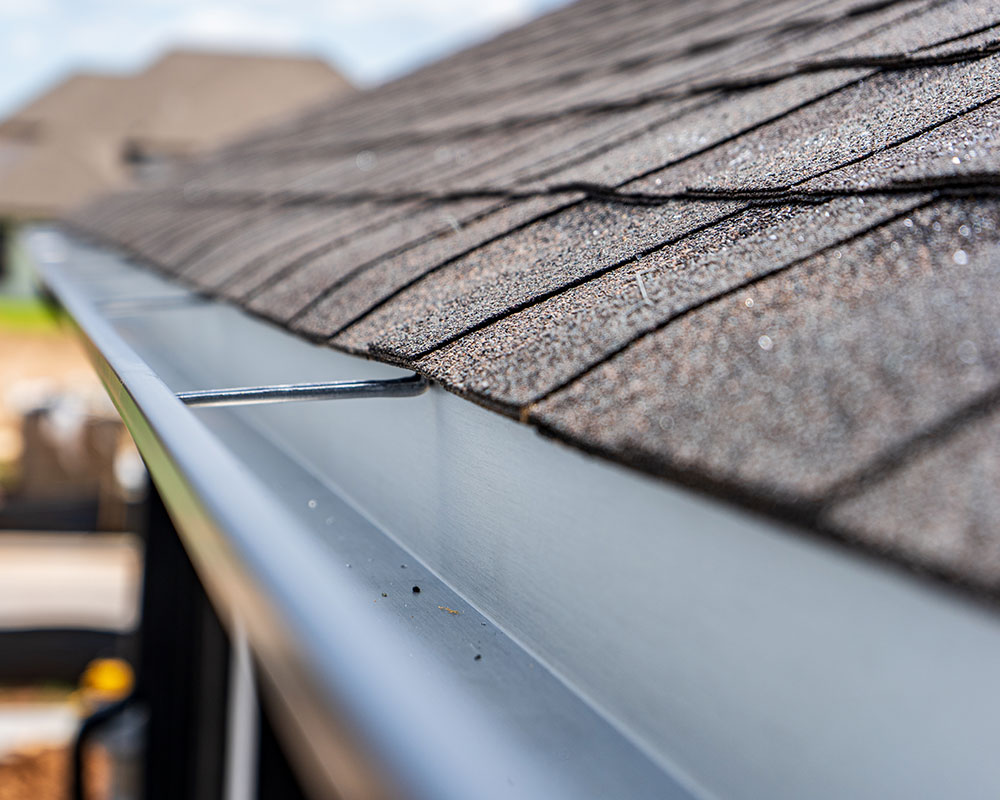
[31,227,1000,800]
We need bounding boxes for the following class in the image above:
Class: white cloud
[0,0,54,18]
[8,29,43,59]
[330,0,535,26]
[169,5,307,51]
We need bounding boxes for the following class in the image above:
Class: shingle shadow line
[392,198,933,377]
[359,0,783,132]
[519,197,938,422]
[295,195,584,334]
[214,0,986,169]
[367,204,752,363]
[347,88,1000,357]
[191,133,578,297]
[195,83,1000,216]
[205,100,730,298]
[250,32,1000,155]
[214,0,787,160]
[194,13,999,311]
[273,73,899,333]
[169,208,278,278]
[192,171,1000,211]
[565,0,923,81]
[212,97,636,299]
[236,198,515,304]
[228,88,709,302]
[294,0,926,144]
[820,378,1000,508]
[234,0,953,161]
[75,17,1000,346]
[215,202,432,299]
[211,60,891,330]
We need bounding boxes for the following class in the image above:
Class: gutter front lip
[37,250,409,800]
[32,234,622,800]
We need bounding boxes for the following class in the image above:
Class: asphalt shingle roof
[71,0,1000,595]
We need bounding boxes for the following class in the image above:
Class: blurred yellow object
[74,658,134,713]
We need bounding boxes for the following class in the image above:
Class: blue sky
[0,0,569,117]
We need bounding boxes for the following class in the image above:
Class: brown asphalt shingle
[332,53,1000,358]
[532,200,1000,503]
[252,194,575,329]
[411,195,925,408]
[69,0,1000,594]
[825,399,1000,587]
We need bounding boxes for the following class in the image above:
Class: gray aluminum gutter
[31,227,1000,800]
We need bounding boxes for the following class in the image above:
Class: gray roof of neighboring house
[70,0,1000,595]
[0,50,352,218]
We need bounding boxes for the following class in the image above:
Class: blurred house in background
[0,49,351,531]
[0,48,351,296]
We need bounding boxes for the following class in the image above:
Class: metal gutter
[33,228,685,800]
[32,228,1000,800]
